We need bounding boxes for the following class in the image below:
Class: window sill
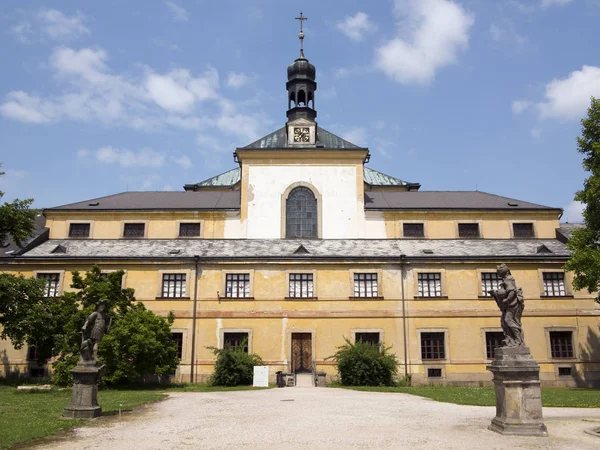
[67,236,91,239]
[285,296,318,300]
[349,296,384,300]
[220,296,255,300]
[421,360,447,363]
[413,295,448,299]
[155,296,191,300]
[177,236,202,239]
[540,295,574,299]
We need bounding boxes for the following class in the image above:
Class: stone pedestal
[487,347,548,437]
[63,362,105,419]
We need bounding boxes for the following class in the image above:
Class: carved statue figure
[488,264,525,347]
[80,300,111,362]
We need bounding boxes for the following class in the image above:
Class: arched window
[297,89,306,106]
[286,187,317,238]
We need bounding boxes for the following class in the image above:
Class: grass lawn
[0,384,268,449]
[331,385,600,408]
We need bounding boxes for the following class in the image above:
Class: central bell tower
[286,12,317,146]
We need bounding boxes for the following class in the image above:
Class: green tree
[0,163,36,247]
[0,265,179,385]
[99,305,178,384]
[0,274,75,364]
[565,97,600,303]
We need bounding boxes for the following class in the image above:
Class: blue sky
[1,0,599,222]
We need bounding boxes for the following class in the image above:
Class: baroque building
[1,31,599,387]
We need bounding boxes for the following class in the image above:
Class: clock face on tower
[293,127,310,143]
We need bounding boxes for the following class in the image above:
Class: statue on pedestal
[64,299,111,419]
[486,264,547,437]
[488,264,525,347]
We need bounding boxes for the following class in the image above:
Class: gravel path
[37,388,600,450]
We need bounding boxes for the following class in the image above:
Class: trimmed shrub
[328,338,398,386]
[209,343,263,386]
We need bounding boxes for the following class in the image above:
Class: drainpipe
[400,254,409,381]
[190,255,199,384]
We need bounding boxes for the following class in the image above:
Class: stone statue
[80,299,111,362]
[65,299,112,419]
[488,264,525,347]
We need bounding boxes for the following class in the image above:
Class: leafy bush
[209,343,263,386]
[328,338,398,386]
[99,305,178,384]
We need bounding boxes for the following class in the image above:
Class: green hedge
[209,343,263,386]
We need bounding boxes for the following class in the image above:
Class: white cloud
[78,147,166,168]
[336,12,375,41]
[489,21,527,49]
[511,99,532,115]
[537,66,600,120]
[564,200,584,223]
[340,127,367,147]
[0,91,57,123]
[37,9,89,40]
[174,155,192,168]
[374,0,474,85]
[164,1,188,21]
[10,9,89,43]
[540,0,574,8]
[530,127,541,138]
[146,68,219,113]
[226,72,251,89]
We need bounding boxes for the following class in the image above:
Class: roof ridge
[50,191,130,209]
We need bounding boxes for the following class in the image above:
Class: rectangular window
[458,223,480,238]
[68,223,90,237]
[355,332,380,346]
[481,273,501,297]
[403,223,424,238]
[161,274,186,298]
[550,331,573,358]
[421,332,445,360]
[513,223,534,238]
[225,274,250,298]
[427,368,442,378]
[558,367,572,377]
[179,223,200,237]
[171,333,183,359]
[353,273,378,298]
[37,273,60,297]
[417,273,442,297]
[289,273,314,298]
[27,345,38,361]
[224,332,249,353]
[123,223,145,237]
[485,332,504,359]
[543,273,566,297]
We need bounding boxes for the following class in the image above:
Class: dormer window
[68,223,90,238]
[123,223,145,238]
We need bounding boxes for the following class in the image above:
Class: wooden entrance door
[291,333,312,373]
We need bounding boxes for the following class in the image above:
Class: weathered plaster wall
[245,165,364,238]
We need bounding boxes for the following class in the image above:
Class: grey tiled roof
[556,223,585,243]
[49,191,241,211]
[1,215,48,258]
[186,166,419,191]
[365,191,560,211]
[19,238,569,260]
[240,126,363,150]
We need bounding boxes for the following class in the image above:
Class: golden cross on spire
[295,12,308,57]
